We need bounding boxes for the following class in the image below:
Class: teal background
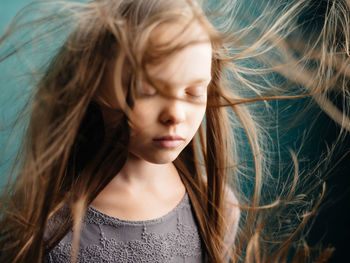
[0,1,33,32]
[0,0,34,179]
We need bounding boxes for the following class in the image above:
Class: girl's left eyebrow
[187,78,211,86]
[150,77,211,88]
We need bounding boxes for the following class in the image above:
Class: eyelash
[138,85,157,97]
[185,87,206,99]
[186,92,204,98]
[142,91,157,97]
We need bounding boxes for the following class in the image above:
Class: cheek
[188,105,206,131]
[128,101,158,135]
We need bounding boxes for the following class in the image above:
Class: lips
[153,135,185,149]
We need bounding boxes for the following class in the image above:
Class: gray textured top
[45,193,205,262]
[45,190,239,263]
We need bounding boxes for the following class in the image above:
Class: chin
[144,152,180,164]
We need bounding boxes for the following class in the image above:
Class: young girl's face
[103,22,212,164]
[127,23,212,164]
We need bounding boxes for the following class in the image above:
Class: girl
[0,0,349,262]
[1,1,240,262]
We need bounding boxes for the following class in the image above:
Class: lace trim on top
[85,192,191,227]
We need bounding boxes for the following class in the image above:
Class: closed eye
[185,86,206,99]
[186,92,204,98]
[137,83,158,97]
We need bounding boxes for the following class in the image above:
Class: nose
[159,99,186,126]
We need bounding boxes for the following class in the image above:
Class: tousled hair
[0,0,349,262]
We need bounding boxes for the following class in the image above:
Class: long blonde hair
[0,0,349,262]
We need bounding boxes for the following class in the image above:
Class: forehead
[147,22,212,86]
[151,19,211,46]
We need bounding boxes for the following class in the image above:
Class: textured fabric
[45,193,205,263]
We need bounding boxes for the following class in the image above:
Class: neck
[111,153,180,189]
